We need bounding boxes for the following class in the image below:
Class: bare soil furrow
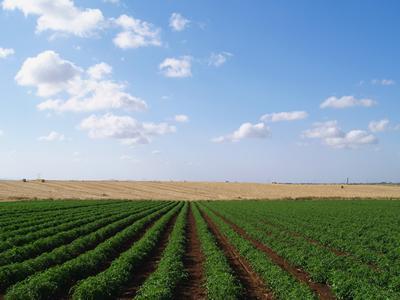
[200,209,273,300]
[174,204,206,299]
[118,214,178,299]
[212,210,335,300]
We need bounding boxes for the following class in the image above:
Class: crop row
[0,202,148,252]
[0,200,122,220]
[0,201,127,231]
[198,203,316,300]
[70,202,183,299]
[0,202,170,292]
[205,202,399,299]
[133,203,189,299]
[192,203,242,299]
[5,202,179,300]
[0,201,140,239]
[233,201,400,273]
[0,202,164,266]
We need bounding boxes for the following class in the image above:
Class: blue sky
[0,0,399,182]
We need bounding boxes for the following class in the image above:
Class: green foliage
[192,204,242,300]
[199,203,315,300]
[0,202,168,292]
[133,203,188,300]
[5,203,177,300]
[70,203,183,300]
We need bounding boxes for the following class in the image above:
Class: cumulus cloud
[169,13,190,31]
[0,47,14,59]
[2,0,104,37]
[113,14,161,49]
[371,79,395,86]
[174,114,189,123]
[320,96,376,109]
[16,50,81,97]
[369,119,389,133]
[260,111,308,123]
[16,50,147,113]
[87,62,112,80]
[159,56,192,78]
[213,122,270,143]
[80,113,176,145]
[302,121,377,149]
[38,131,65,141]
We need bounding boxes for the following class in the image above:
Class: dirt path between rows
[118,213,178,299]
[200,208,273,300]
[210,209,336,300]
[174,204,206,299]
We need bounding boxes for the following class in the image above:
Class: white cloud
[208,52,233,67]
[80,113,176,145]
[38,131,65,141]
[0,129,3,136]
[16,50,147,113]
[0,47,14,59]
[371,79,395,86]
[260,111,308,123]
[103,0,119,4]
[174,114,189,123]
[302,121,377,149]
[169,13,190,31]
[151,150,161,155]
[2,0,104,37]
[369,119,389,133]
[213,122,270,143]
[159,56,192,78]
[87,62,112,80]
[15,50,81,97]
[320,96,376,109]
[113,14,161,49]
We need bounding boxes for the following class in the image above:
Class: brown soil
[200,208,273,300]
[0,180,399,201]
[118,213,178,299]
[211,210,335,300]
[174,204,207,299]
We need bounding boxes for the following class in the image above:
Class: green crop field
[0,199,399,299]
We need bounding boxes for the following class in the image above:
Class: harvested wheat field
[0,180,399,201]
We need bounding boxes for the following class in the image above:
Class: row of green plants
[0,201,125,231]
[0,202,163,266]
[0,202,144,252]
[223,200,400,275]
[0,200,119,220]
[206,201,400,299]
[0,202,170,292]
[133,203,188,299]
[5,202,178,300]
[192,203,242,300]
[0,201,137,239]
[70,203,183,299]
[199,204,316,300]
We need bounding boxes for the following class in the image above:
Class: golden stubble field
[0,180,399,201]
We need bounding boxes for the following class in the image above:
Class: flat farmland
[0,199,399,299]
[0,180,400,201]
